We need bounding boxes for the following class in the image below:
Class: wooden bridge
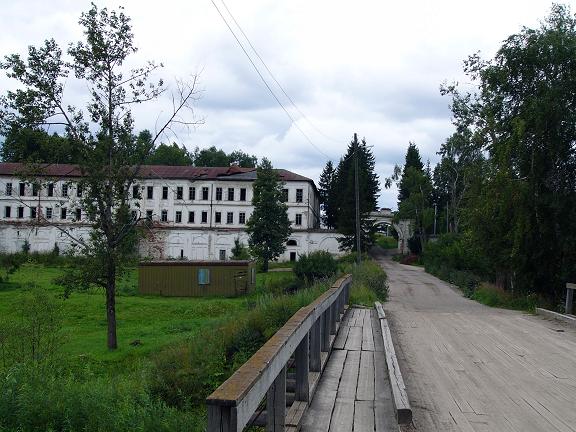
[206,275,410,431]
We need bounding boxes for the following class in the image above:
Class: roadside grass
[375,234,397,249]
[472,282,538,312]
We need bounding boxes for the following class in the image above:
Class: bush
[375,234,397,249]
[339,259,388,306]
[293,251,337,284]
[472,283,538,311]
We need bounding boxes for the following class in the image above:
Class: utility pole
[354,133,361,265]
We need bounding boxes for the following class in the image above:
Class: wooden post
[266,366,286,431]
[330,302,337,335]
[566,283,575,315]
[309,320,321,372]
[295,332,310,402]
[207,405,234,432]
[338,290,345,315]
[321,309,331,351]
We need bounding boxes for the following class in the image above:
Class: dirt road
[376,257,576,432]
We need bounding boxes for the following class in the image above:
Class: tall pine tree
[318,160,337,229]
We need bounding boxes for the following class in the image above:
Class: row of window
[4,182,306,203]
[4,182,81,198]
[4,206,82,221]
[136,210,305,226]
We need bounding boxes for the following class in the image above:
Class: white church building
[0,163,342,261]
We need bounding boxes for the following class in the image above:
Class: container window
[198,268,210,285]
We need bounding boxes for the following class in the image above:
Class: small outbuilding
[138,260,256,297]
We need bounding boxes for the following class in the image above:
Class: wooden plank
[300,389,337,432]
[362,316,375,351]
[375,301,386,320]
[320,350,347,392]
[328,399,354,432]
[322,309,331,351]
[295,333,310,402]
[372,311,385,352]
[266,366,286,431]
[333,325,350,350]
[356,350,375,401]
[337,350,360,400]
[344,326,362,351]
[310,320,321,372]
[566,284,574,314]
[380,319,412,424]
[375,400,398,432]
[286,401,307,427]
[353,400,375,432]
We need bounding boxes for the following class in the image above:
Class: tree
[192,146,229,167]
[441,3,576,300]
[246,158,291,271]
[397,142,424,202]
[229,150,258,168]
[0,4,201,349]
[0,127,79,163]
[146,142,193,165]
[318,160,337,229]
[230,237,250,260]
[333,134,380,251]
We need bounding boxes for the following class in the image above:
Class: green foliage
[333,134,380,251]
[0,253,25,283]
[21,240,30,254]
[344,260,388,306]
[0,286,63,370]
[375,235,397,249]
[189,147,258,168]
[0,127,80,163]
[319,160,337,229]
[293,251,338,284]
[471,283,538,312]
[246,158,292,271]
[0,363,201,432]
[146,141,193,165]
[230,237,250,260]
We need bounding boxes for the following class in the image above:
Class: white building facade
[0,163,342,261]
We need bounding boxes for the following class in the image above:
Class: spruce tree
[246,158,292,271]
[318,160,337,229]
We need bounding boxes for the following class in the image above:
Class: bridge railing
[206,274,351,432]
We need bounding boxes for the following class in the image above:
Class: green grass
[375,234,397,249]
[0,264,272,367]
[471,282,538,312]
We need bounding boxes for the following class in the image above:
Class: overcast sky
[0,0,562,208]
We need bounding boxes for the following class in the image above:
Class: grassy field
[0,263,295,367]
[375,234,397,249]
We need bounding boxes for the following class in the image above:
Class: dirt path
[375,257,576,432]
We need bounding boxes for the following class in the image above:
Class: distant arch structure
[368,209,411,254]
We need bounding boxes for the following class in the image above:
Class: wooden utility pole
[354,133,361,265]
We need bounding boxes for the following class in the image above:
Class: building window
[162,186,168,200]
[75,208,81,221]
[132,185,139,198]
[62,183,68,197]
[202,187,209,200]
[201,211,208,223]
[296,189,303,203]
[176,186,183,200]
[215,212,222,224]
[147,186,153,199]
[131,210,137,221]
[240,188,246,201]
[17,207,24,218]
[227,188,234,201]
[189,186,195,200]
[4,207,11,218]
[287,239,298,246]
[5,183,12,196]
[175,211,182,223]
[30,207,37,219]
[19,183,25,196]
[146,210,153,220]
[282,188,288,202]
[161,209,168,222]
[47,183,54,197]
[198,268,210,285]
[188,211,194,223]
[215,187,222,201]
[239,212,246,224]
[77,184,83,197]
[226,212,233,224]
[46,208,52,219]
[32,184,39,197]
[61,208,67,220]
[219,249,226,261]
[295,214,302,226]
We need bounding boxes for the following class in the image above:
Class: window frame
[161,209,168,222]
[227,188,234,201]
[240,188,246,201]
[296,188,303,203]
[239,212,246,225]
[198,268,210,285]
[162,186,168,200]
[215,187,223,201]
[226,212,233,224]
[202,187,209,200]
[175,210,182,223]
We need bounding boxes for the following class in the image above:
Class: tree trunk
[106,262,117,350]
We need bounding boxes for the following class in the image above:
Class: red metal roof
[0,162,314,183]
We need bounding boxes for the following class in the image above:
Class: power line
[218,0,342,145]
[209,0,334,161]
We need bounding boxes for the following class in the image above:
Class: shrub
[472,283,538,311]
[293,251,337,284]
[340,259,388,305]
[230,238,250,260]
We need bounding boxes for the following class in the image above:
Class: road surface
[376,256,576,432]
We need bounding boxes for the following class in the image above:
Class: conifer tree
[318,160,337,229]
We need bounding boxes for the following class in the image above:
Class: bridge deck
[301,307,397,431]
